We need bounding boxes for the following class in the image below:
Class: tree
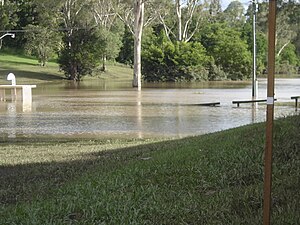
[158,0,208,42]
[0,1,18,49]
[92,0,124,71]
[256,0,299,59]
[222,0,245,28]
[208,0,222,22]
[117,0,157,90]
[58,0,98,80]
[96,28,123,71]
[276,43,299,74]
[276,8,296,58]
[117,26,134,65]
[132,0,144,89]
[58,27,103,81]
[10,0,39,49]
[60,0,92,49]
[142,31,210,82]
[242,17,268,74]
[24,25,61,66]
[209,0,221,17]
[201,23,252,80]
[0,1,17,31]
[57,0,105,81]
[287,0,300,59]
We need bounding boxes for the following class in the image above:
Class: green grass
[0,52,64,84]
[0,52,133,84]
[1,115,299,224]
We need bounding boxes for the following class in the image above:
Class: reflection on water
[0,78,299,139]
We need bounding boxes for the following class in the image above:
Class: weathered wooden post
[263,0,276,224]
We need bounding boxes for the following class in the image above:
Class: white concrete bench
[0,84,37,104]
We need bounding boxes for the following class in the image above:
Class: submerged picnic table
[291,96,300,108]
[232,99,277,107]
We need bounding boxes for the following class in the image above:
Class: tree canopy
[0,0,299,82]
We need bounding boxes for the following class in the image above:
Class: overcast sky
[221,0,251,10]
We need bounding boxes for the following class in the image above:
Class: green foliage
[58,28,103,81]
[241,22,268,74]
[207,59,228,81]
[6,0,39,49]
[117,26,134,66]
[222,0,246,28]
[2,0,300,81]
[201,23,252,80]
[0,2,18,49]
[276,43,299,75]
[253,0,300,75]
[97,23,124,71]
[0,2,17,30]
[142,32,210,82]
[278,43,299,66]
[24,24,61,66]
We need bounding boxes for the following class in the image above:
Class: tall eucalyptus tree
[157,0,208,42]
[256,0,298,58]
[60,0,91,48]
[117,0,157,90]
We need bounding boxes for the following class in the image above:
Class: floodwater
[0,78,299,139]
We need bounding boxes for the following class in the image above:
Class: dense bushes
[142,24,252,82]
[200,23,252,80]
[142,34,211,82]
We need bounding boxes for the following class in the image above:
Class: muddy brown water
[0,78,299,139]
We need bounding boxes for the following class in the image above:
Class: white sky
[221,0,252,10]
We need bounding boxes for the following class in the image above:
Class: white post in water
[7,73,17,100]
[7,73,16,85]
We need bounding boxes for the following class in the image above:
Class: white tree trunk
[133,0,144,90]
[277,41,290,57]
[157,0,202,42]
[176,0,182,41]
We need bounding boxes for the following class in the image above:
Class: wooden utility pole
[263,0,276,224]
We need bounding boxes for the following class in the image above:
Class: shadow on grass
[1,115,299,223]
[0,138,171,205]
[0,59,37,66]
[0,69,63,81]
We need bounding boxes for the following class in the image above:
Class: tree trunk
[133,0,144,90]
[69,63,78,81]
[102,55,106,71]
[176,0,182,41]
[277,41,290,57]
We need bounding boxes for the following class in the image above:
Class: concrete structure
[0,73,36,111]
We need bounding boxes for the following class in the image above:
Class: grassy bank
[1,115,299,224]
[0,52,133,84]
